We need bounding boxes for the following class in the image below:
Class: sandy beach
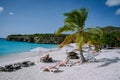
[0,0,120,80]
[0,46,120,80]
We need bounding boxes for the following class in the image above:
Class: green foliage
[55,8,103,49]
[55,8,103,62]
[101,26,120,47]
[7,33,68,44]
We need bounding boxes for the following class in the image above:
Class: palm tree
[55,8,103,62]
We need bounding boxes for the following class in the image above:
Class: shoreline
[0,45,120,80]
[0,47,59,66]
[0,45,119,66]
[0,38,58,56]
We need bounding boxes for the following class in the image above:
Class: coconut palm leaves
[64,8,88,30]
[55,8,103,62]
[58,34,76,48]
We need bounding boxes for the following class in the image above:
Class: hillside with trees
[6,26,120,48]
[7,33,68,44]
[101,26,120,48]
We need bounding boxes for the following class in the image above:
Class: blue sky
[0,0,120,38]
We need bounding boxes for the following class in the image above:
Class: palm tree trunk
[79,47,86,63]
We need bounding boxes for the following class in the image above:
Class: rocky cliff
[6,34,68,44]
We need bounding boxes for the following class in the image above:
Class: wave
[30,47,50,52]
[30,47,59,53]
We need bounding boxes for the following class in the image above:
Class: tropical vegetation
[55,8,103,62]
[101,26,120,48]
[7,33,68,44]
[6,26,120,48]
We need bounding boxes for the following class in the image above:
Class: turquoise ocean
[0,38,58,56]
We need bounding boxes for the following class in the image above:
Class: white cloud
[106,0,120,7]
[9,12,14,15]
[115,8,120,15]
[0,7,4,13]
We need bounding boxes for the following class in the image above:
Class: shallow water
[0,38,58,56]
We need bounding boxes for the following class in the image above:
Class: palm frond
[58,34,76,48]
[78,8,88,29]
[55,23,76,35]
[86,38,99,51]
[85,28,103,38]
[64,8,88,30]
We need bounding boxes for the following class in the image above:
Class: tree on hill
[101,26,120,48]
[55,8,103,62]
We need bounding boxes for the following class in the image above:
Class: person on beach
[40,54,53,62]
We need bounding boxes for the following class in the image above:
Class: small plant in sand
[55,8,103,62]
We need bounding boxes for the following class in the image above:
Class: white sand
[0,46,120,80]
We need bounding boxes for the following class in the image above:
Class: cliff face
[6,34,68,44]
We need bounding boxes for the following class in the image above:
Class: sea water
[0,38,58,56]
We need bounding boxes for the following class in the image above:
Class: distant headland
[6,26,120,47]
[6,33,68,44]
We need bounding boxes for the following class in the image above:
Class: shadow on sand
[116,51,120,54]
[96,57,120,68]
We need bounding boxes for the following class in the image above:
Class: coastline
[0,47,59,66]
[0,45,120,80]
[0,38,58,56]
